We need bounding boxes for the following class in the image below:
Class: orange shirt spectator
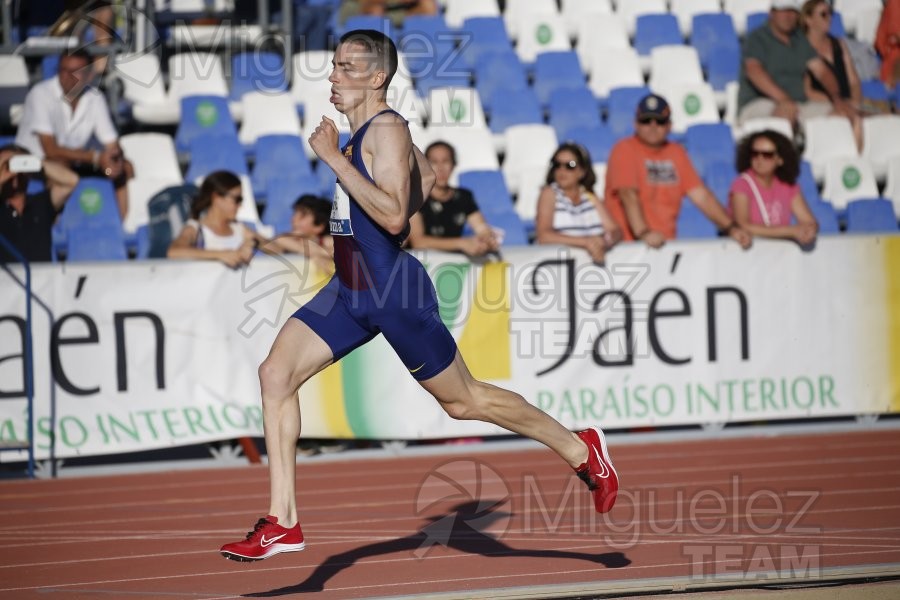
[876,0,900,88]
[604,94,751,249]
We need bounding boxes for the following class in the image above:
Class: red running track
[1,428,899,599]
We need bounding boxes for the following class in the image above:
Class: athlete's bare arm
[309,112,413,235]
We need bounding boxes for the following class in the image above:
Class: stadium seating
[821,156,880,211]
[724,0,772,36]
[670,0,722,37]
[237,92,303,151]
[845,199,900,233]
[633,14,683,59]
[617,0,668,37]
[487,87,543,136]
[548,87,603,142]
[474,51,529,113]
[459,17,514,69]
[53,177,123,256]
[457,170,517,217]
[561,0,614,39]
[229,51,287,103]
[685,123,736,180]
[662,82,721,135]
[175,95,238,154]
[691,13,739,69]
[861,115,900,181]
[532,51,586,107]
[502,124,558,196]
[184,133,248,183]
[676,199,719,239]
[648,45,705,92]
[577,13,630,75]
[885,156,900,219]
[807,201,840,234]
[586,47,645,102]
[484,211,530,246]
[606,86,652,140]
[66,225,128,261]
[262,175,325,235]
[504,0,559,41]
[119,133,183,182]
[802,116,859,181]
[445,0,502,30]
[834,0,883,35]
[703,160,738,207]
[251,134,314,198]
[560,123,617,165]
[514,11,571,64]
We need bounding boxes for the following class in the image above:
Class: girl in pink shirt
[729,130,818,245]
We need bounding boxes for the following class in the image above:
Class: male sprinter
[220,30,619,561]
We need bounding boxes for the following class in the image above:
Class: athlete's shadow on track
[244,500,631,596]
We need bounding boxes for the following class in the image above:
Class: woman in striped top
[535,142,621,263]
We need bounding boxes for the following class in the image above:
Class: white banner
[1,235,898,459]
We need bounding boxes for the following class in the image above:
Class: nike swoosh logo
[409,363,426,374]
[260,533,286,547]
[592,445,610,479]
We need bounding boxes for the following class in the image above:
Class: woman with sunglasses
[801,0,863,146]
[535,142,621,263]
[729,130,818,246]
[168,170,271,268]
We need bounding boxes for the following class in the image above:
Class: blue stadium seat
[532,51,586,106]
[41,54,59,79]
[829,11,846,38]
[251,134,314,200]
[845,198,899,233]
[484,211,529,245]
[605,86,651,139]
[66,225,128,261]
[676,199,718,239]
[457,170,516,217]
[691,14,739,69]
[414,69,471,99]
[703,160,738,207]
[808,201,840,234]
[560,123,617,165]
[401,14,456,78]
[861,79,891,104]
[230,52,287,102]
[263,176,326,235]
[53,177,123,256]
[184,133,248,182]
[475,51,529,113]
[685,123,736,179]
[334,15,397,42]
[548,87,602,141]
[798,160,821,204]
[633,14,683,57]
[460,17,514,69]
[175,95,238,153]
[745,12,767,33]
[706,43,740,92]
[487,87,543,134]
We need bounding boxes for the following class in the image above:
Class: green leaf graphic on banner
[434,263,470,327]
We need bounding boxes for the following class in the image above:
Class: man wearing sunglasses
[605,94,751,250]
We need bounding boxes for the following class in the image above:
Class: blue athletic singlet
[291,109,457,381]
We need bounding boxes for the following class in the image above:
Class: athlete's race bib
[330,183,353,236]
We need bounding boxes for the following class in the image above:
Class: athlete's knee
[258,356,295,399]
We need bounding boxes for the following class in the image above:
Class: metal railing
[0,234,35,478]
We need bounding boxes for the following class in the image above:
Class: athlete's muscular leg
[258,318,333,527]
[419,352,589,469]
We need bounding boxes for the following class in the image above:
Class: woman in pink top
[729,130,818,246]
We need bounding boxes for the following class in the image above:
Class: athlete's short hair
[338,29,398,91]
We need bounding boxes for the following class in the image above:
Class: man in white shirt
[15,49,132,217]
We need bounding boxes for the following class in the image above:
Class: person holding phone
[0,144,79,263]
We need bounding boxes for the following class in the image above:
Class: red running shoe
[220,515,305,561]
[574,427,619,513]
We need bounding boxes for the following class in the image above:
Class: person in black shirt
[408,141,500,257]
[0,144,79,263]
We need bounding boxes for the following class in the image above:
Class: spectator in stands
[535,142,621,264]
[408,141,500,258]
[339,0,438,28]
[801,0,864,147]
[0,144,79,263]
[729,130,818,246]
[14,49,133,218]
[876,0,900,89]
[605,94,753,250]
[274,195,335,271]
[737,0,850,130]
[168,171,268,268]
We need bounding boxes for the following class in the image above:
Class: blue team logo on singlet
[330,144,354,236]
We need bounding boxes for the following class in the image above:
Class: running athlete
[220,29,619,562]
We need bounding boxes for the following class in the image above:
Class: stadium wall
[1,236,898,460]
